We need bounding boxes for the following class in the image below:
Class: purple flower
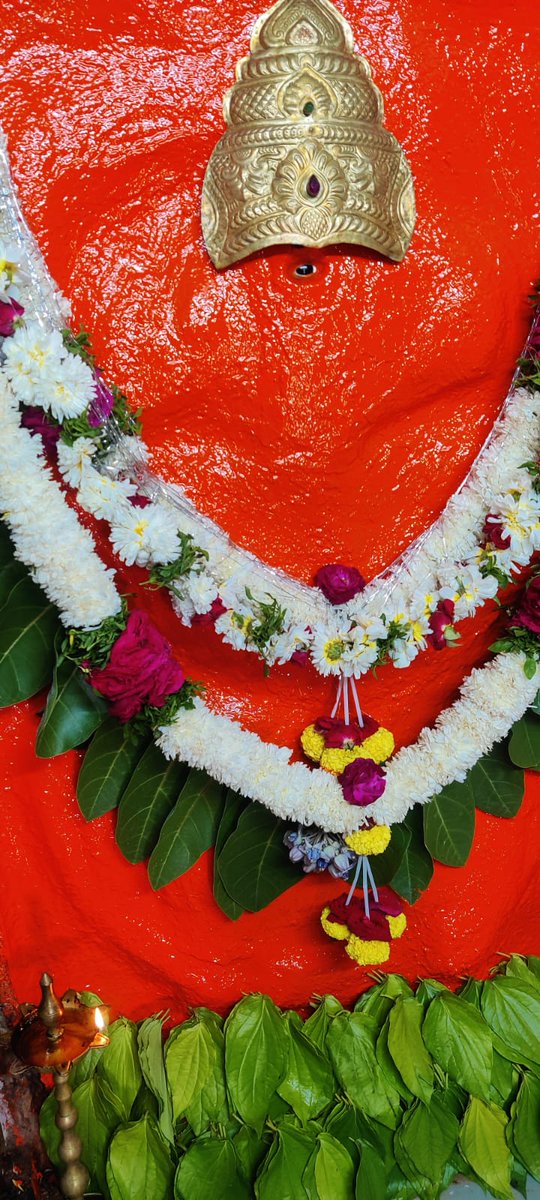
[88,370,114,428]
[20,406,60,457]
[0,297,24,337]
[339,757,386,807]
[315,563,366,606]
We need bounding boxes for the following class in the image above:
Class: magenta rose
[315,563,366,605]
[191,597,227,626]
[483,513,511,550]
[20,406,60,457]
[428,599,455,650]
[0,296,24,337]
[338,757,386,806]
[315,713,379,747]
[510,575,540,635]
[89,609,185,721]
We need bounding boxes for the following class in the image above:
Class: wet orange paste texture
[0,0,539,1015]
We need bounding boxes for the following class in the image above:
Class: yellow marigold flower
[356,727,395,765]
[321,907,349,942]
[346,936,390,966]
[301,724,325,763]
[320,746,360,775]
[388,913,407,940]
[345,825,391,856]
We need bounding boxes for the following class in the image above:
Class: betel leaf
[225,994,289,1134]
[0,575,59,706]
[387,997,434,1104]
[303,995,344,1054]
[423,778,475,866]
[213,789,249,920]
[356,1144,386,1200]
[96,1017,142,1120]
[77,718,151,819]
[36,638,108,757]
[276,1012,335,1123]
[481,976,540,1066]
[389,806,433,905]
[107,1115,175,1200]
[327,1012,401,1129]
[422,993,493,1099]
[164,1017,216,1121]
[148,769,224,890]
[510,1072,540,1180]
[217,802,299,912]
[255,1123,317,1200]
[233,1127,271,1188]
[303,1132,355,1200]
[459,1097,512,1200]
[72,1075,125,1197]
[466,741,525,817]
[396,1093,459,1186]
[508,711,540,768]
[115,745,189,863]
[175,1138,250,1200]
[184,1015,230,1134]
[137,1016,174,1146]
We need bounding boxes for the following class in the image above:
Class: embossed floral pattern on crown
[201,0,416,268]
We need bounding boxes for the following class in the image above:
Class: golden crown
[201,0,416,269]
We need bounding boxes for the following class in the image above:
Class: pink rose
[483,513,511,550]
[315,713,379,748]
[191,597,227,626]
[510,575,540,635]
[428,599,456,650]
[338,757,386,806]
[315,563,366,605]
[0,297,24,337]
[90,610,185,721]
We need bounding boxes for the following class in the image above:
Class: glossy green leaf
[459,1097,512,1199]
[148,769,224,889]
[233,1128,271,1187]
[504,953,540,991]
[225,994,289,1134]
[165,1017,216,1121]
[36,641,107,757]
[510,1072,540,1181]
[376,1020,414,1103]
[213,789,249,920]
[423,779,475,866]
[466,741,525,817]
[481,976,540,1066]
[77,718,151,819]
[277,1012,335,1123]
[389,807,434,905]
[217,802,299,912]
[0,576,59,705]
[116,744,188,863]
[508,711,540,768]
[387,997,434,1103]
[107,1115,175,1200]
[422,993,493,1099]
[255,1123,316,1200]
[73,1075,125,1197]
[184,1015,230,1134]
[303,995,344,1053]
[96,1017,142,1120]
[490,1050,519,1108]
[175,1138,250,1200]
[356,1144,386,1200]
[303,1133,355,1200]
[327,1013,401,1129]
[397,1093,459,1186]
[137,1016,174,1146]
[370,824,410,886]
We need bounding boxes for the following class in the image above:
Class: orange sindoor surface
[0,0,539,1017]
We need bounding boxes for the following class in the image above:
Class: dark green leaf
[422,993,493,1099]
[389,807,433,905]
[225,994,289,1134]
[175,1138,250,1200]
[36,640,107,757]
[0,558,26,608]
[213,790,249,919]
[327,1013,401,1129]
[77,718,151,819]
[370,824,410,886]
[277,1013,335,1123]
[255,1123,316,1200]
[467,742,525,817]
[481,977,540,1066]
[510,1072,540,1180]
[303,995,344,1053]
[459,1098,512,1199]
[148,769,224,889]
[396,1093,459,1186]
[217,802,299,912]
[508,711,540,768]
[116,745,188,863]
[107,1115,175,1200]
[0,576,59,705]
[423,779,475,866]
[356,1144,386,1200]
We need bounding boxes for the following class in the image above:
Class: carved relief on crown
[202,0,416,268]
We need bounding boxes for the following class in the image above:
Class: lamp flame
[95,1007,105,1032]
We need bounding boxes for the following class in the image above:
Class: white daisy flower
[41,350,95,421]
[3,322,65,403]
[109,503,180,566]
[77,470,138,521]
[311,622,351,677]
[271,624,310,666]
[0,241,22,302]
[438,561,498,619]
[215,608,252,651]
[346,616,387,677]
[57,437,98,487]
[498,493,540,561]
[388,613,430,668]
[185,570,219,614]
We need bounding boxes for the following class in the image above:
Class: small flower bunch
[301,714,394,778]
[321,888,407,965]
[283,827,356,879]
[491,572,540,679]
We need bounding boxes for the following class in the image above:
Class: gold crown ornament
[201,0,416,268]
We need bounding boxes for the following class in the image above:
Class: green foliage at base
[40,957,540,1200]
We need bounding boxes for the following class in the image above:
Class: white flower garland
[0,125,538,836]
